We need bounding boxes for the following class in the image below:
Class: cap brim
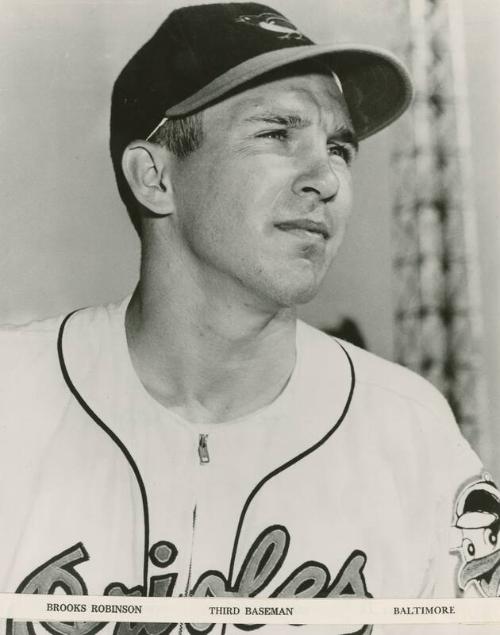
[164,43,413,140]
[456,511,498,529]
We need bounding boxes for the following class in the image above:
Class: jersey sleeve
[418,390,495,599]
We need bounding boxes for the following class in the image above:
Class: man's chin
[252,283,321,313]
[244,262,328,311]
[290,286,323,307]
[278,262,330,307]
[290,270,331,306]
[269,277,324,308]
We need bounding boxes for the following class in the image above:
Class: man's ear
[121,141,174,216]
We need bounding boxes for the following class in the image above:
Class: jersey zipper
[198,433,210,464]
[178,506,198,634]
[180,436,211,632]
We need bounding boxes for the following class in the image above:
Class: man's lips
[274,219,330,239]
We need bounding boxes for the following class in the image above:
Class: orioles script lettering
[9,525,371,635]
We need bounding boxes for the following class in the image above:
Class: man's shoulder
[0,299,126,380]
[297,320,450,421]
[298,321,482,479]
[0,313,64,379]
[0,298,126,334]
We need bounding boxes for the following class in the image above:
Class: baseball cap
[110,2,413,168]
[455,480,500,530]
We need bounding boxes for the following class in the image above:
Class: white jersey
[0,298,491,634]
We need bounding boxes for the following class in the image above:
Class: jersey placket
[176,430,217,634]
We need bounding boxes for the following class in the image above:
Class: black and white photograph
[1,0,499,633]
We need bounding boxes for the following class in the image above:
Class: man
[0,2,493,635]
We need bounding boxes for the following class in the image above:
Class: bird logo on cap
[454,476,500,597]
[236,12,307,40]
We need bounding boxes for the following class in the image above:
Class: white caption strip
[0,595,500,625]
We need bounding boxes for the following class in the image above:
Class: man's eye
[328,144,353,164]
[258,129,288,141]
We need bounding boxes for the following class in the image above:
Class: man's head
[124,64,356,307]
[110,2,412,232]
[110,2,413,308]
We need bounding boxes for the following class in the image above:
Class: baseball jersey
[0,297,491,634]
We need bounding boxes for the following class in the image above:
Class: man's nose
[291,154,340,203]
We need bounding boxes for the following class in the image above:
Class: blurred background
[0,0,499,477]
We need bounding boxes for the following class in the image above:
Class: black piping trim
[227,341,356,584]
[57,310,150,595]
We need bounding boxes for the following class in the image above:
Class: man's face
[167,71,357,310]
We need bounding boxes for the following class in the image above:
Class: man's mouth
[274,219,330,240]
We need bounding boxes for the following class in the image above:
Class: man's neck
[125,256,297,425]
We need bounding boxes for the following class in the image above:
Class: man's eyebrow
[242,112,359,152]
[242,113,311,129]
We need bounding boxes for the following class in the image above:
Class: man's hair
[121,112,203,236]
[149,113,203,159]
